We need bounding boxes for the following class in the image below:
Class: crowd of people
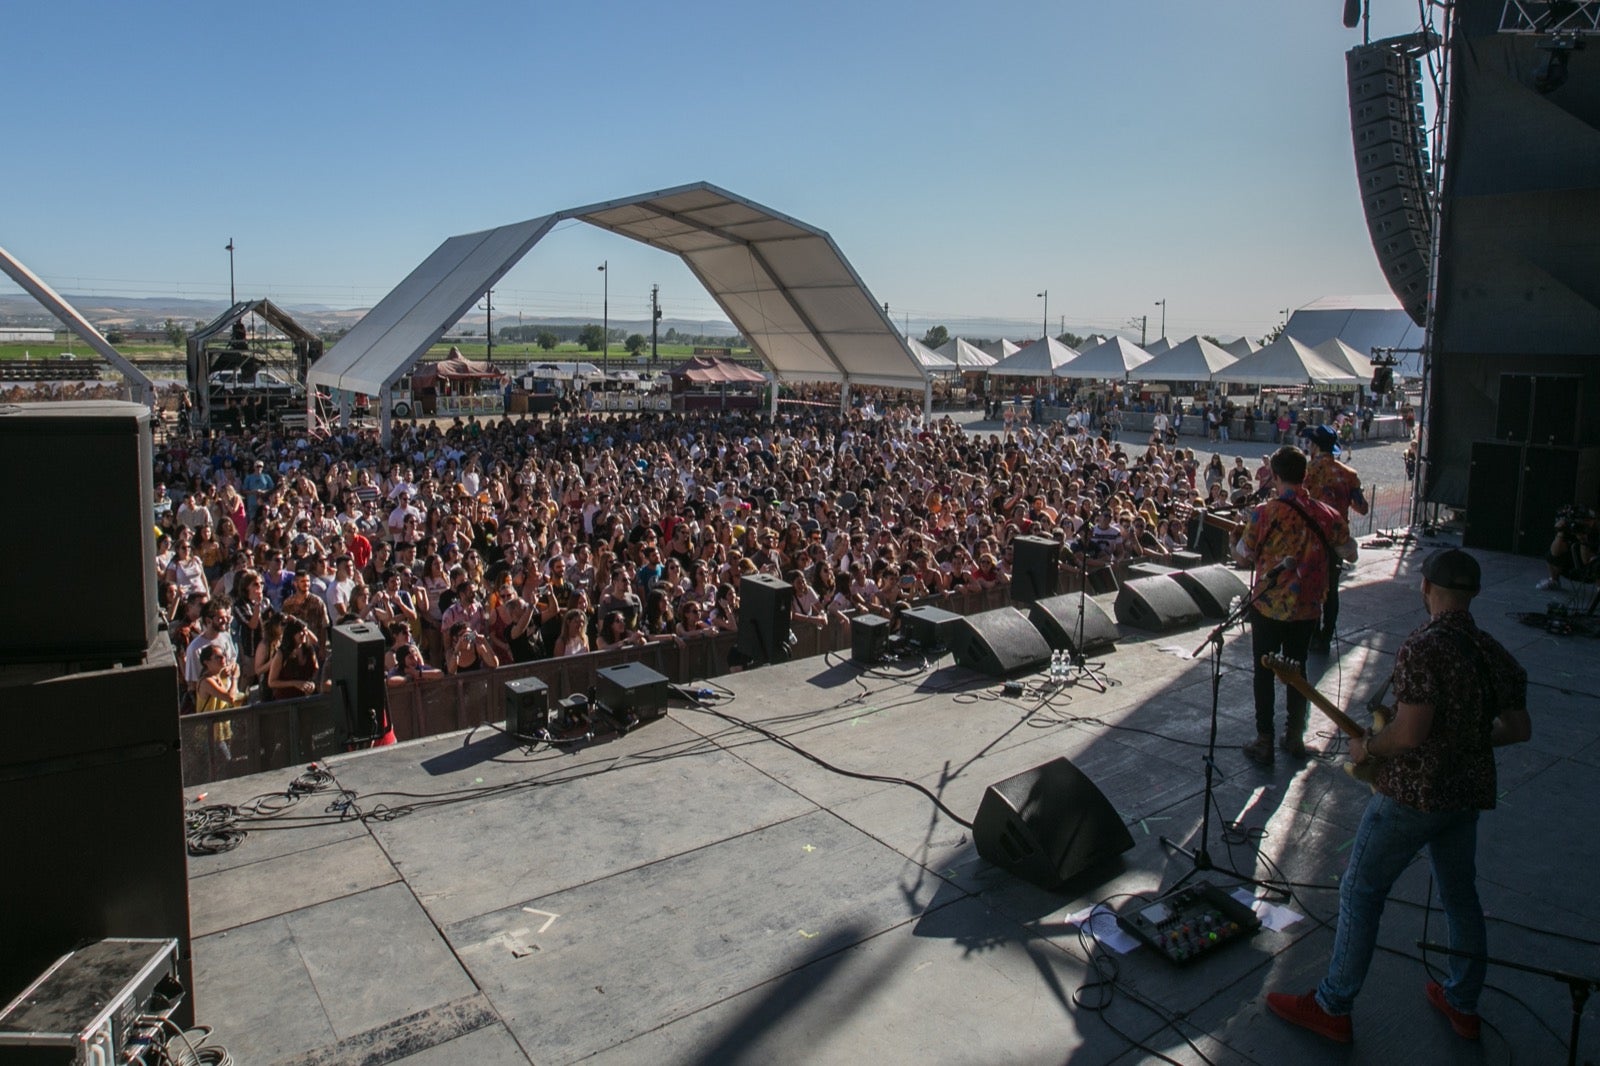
[152,401,1286,711]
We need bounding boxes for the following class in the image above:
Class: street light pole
[598,261,608,377]
[1037,290,1048,340]
[479,289,493,364]
[225,239,235,305]
[1154,299,1166,340]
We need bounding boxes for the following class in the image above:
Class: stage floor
[187,540,1599,1065]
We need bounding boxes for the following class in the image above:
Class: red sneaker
[1266,991,1353,1043]
[1426,980,1481,1040]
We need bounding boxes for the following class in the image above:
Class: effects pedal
[1115,881,1260,965]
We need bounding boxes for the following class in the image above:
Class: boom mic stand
[1417,941,1597,1066]
[1062,537,1108,692]
[1160,563,1283,891]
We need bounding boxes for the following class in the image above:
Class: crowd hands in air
[155,398,1274,713]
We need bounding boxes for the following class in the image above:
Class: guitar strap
[1279,494,1337,581]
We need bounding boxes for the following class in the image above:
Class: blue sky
[3,1,1439,341]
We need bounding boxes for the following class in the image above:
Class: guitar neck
[1262,656,1366,739]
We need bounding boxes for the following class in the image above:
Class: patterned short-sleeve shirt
[1304,454,1363,522]
[1239,489,1348,622]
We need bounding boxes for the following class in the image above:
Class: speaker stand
[1062,545,1108,692]
[1159,567,1278,892]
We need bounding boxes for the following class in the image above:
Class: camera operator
[446,621,500,674]
[1538,505,1598,592]
[387,642,443,686]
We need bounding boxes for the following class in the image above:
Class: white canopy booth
[1065,335,1154,380]
[1210,335,1362,387]
[1136,335,1238,381]
[308,183,931,442]
[987,336,1080,377]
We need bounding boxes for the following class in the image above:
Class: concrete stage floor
[188,540,1599,1065]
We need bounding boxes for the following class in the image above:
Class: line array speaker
[1347,39,1434,326]
[736,574,792,665]
[1027,594,1119,657]
[951,608,1052,678]
[973,757,1136,892]
[1114,576,1204,632]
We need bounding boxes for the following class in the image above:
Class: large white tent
[1065,335,1153,380]
[1311,337,1374,381]
[978,338,1021,361]
[905,337,953,369]
[1143,337,1174,356]
[1222,336,1259,358]
[1285,295,1424,375]
[987,336,1079,377]
[308,183,928,439]
[934,337,996,369]
[1134,335,1238,381]
[1210,335,1361,386]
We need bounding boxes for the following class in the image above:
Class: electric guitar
[1261,654,1389,787]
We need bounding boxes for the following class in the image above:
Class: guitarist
[1267,548,1532,1045]
[1302,424,1369,653]
[1232,446,1354,766]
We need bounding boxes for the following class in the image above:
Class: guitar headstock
[1261,653,1306,684]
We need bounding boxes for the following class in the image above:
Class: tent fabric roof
[1066,336,1153,380]
[1210,336,1362,386]
[905,337,954,369]
[978,338,1021,361]
[934,337,997,368]
[309,182,929,400]
[1310,337,1374,380]
[412,350,506,389]
[190,299,320,347]
[668,355,769,384]
[1143,337,1174,356]
[1285,296,1425,376]
[987,336,1080,377]
[1221,336,1260,358]
[1134,335,1238,381]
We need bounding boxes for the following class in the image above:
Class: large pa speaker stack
[1347,38,1434,326]
[1465,439,1600,556]
[951,608,1052,678]
[737,574,793,665]
[973,757,1136,891]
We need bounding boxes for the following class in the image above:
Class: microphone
[1268,556,1297,581]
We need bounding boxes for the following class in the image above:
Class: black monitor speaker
[596,661,670,720]
[951,608,1052,678]
[1114,577,1204,632]
[1009,535,1060,603]
[973,757,1135,892]
[329,623,388,744]
[1027,594,1118,657]
[0,402,157,664]
[851,613,890,664]
[504,676,550,738]
[736,574,792,665]
[900,604,962,649]
[1171,566,1249,620]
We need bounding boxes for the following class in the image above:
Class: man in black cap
[1267,548,1531,1045]
[1302,424,1368,653]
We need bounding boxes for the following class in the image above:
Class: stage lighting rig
[1500,1,1600,92]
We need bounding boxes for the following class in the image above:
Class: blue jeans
[1317,793,1485,1016]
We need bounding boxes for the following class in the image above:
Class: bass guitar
[1260,653,1389,787]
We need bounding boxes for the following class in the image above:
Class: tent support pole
[769,375,779,418]
[840,381,850,414]
[380,392,392,449]
[923,380,933,420]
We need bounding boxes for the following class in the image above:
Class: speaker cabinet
[736,574,792,664]
[1115,576,1204,632]
[1169,550,1204,570]
[1191,520,1231,566]
[900,604,962,649]
[1464,441,1521,552]
[1172,565,1249,620]
[951,608,1052,677]
[1009,535,1060,603]
[504,676,550,737]
[0,634,191,1026]
[597,661,669,719]
[1465,442,1600,556]
[0,402,157,664]
[1498,374,1582,447]
[329,623,388,743]
[1027,593,1118,657]
[851,613,889,664]
[973,757,1135,891]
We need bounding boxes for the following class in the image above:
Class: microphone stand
[1063,537,1108,691]
[1416,941,1597,1066]
[1160,561,1283,890]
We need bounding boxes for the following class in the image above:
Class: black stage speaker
[0,402,157,664]
[1520,447,1600,556]
[736,573,792,664]
[1172,565,1249,620]
[1115,576,1204,632]
[0,634,192,1027]
[504,676,550,737]
[1010,535,1060,603]
[1027,593,1118,657]
[1191,520,1231,565]
[1347,39,1433,325]
[330,623,388,743]
[973,757,1136,891]
[1169,550,1204,570]
[851,613,889,664]
[1464,441,1521,552]
[901,604,962,649]
[597,661,670,719]
[951,608,1052,678]
[1499,374,1583,447]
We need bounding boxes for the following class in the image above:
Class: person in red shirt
[1301,425,1369,652]
[344,521,373,571]
[1232,446,1356,765]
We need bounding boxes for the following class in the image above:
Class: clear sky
[3,1,1440,342]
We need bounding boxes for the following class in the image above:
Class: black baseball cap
[1421,548,1481,593]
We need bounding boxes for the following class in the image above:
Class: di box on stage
[1115,576,1204,632]
[1009,535,1060,603]
[1028,593,1118,657]
[330,623,388,744]
[1172,565,1249,620]
[901,604,962,650]
[504,676,550,738]
[974,757,1136,892]
[851,613,890,664]
[736,573,792,665]
[597,662,669,720]
[951,608,1052,678]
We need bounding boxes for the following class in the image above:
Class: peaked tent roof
[934,337,996,368]
[308,182,929,403]
[1210,336,1361,386]
[978,338,1021,361]
[1310,337,1374,380]
[668,355,768,384]
[1143,337,1174,356]
[1221,336,1260,358]
[987,336,1080,377]
[190,299,321,347]
[905,337,954,369]
[1285,295,1425,376]
[1135,335,1238,381]
[1066,335,1154,380]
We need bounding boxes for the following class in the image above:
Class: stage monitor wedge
[1172,566,1249,621]
[951,608,1052,678]
[1115,577,1204,632]
[974,757,1135,892]
[1027,594,1118,657]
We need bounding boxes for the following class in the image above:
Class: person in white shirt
[323,555,359,619]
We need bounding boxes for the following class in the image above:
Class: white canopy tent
[1311,337,1375,381]
[1143,337,1174,356]
[978,338,1021,361]
[1285,295,1424,376]
[1065,335,1153,380]
[1221,336,1259,359]
[987,336,1079,377]
[1210,335,1361,386]
[934,337,996,369]
[308,183,930,441]
[1134,335,1238,381]
[905,337,954,370]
